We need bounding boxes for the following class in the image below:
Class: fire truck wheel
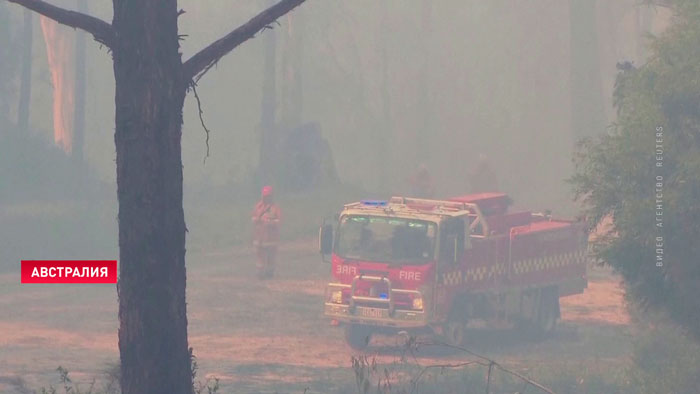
[443,320,466,347]
[345,324,372,350]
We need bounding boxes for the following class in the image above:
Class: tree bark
[17,8,32,133]
[112,1,191,392]
[72,0,86,162]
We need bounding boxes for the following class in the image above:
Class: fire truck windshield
[335,215,437,265]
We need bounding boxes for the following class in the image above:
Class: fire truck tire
[345,324,372,350]
[537,290,559,334]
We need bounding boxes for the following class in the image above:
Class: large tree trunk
[72,0,87,162]
[17,8,33,133]
[112,1,191,393]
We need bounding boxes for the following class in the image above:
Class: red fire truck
[320,193,588,349]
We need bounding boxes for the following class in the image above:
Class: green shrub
[626,324,700,394]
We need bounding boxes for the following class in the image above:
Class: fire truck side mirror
[319,224,333,257]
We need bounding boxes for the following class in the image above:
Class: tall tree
[0,4,9,127]
[259,0,277,185]
[0,2,17,129]
[17,8,32,133]
[569,0,607,141]
[634,3,653,62]
[280,7,303,128]
[72,0,86,162]
[4,0,306,393]
[377,0,391,190]
[416,1,432,163]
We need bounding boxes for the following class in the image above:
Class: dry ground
[0,239,631,393]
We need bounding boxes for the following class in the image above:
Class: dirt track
[0,239,631,393]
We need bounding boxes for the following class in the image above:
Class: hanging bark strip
[6,1,307,393]
[40,15,74,152]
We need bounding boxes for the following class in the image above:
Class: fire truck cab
[320,193,588,350]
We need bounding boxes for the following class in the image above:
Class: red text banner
[21,260,118,283]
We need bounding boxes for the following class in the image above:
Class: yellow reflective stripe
[443,251,587,284]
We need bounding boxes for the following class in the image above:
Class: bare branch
[183,0,306,82]
[190,83,211,164]
[410,339,557,394]
[410,361,487,394]
[492,364,557,394]
[640,0,672,9]
[486,362,494,394]
[6,0,115,47]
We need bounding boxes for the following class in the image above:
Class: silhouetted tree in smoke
[0,2,17,129]
[4,0,306,393]
[416,1,432,163]
[72,0,86,163]
[569,0,607,141]
[17,8,32,134]
[258,0,278,186]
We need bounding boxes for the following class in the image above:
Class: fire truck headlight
[412,297,424,311]
[331,290,343,304]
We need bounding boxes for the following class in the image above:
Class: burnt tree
[0,2,11,127]
[280,6,303,128]
[4,0,306,393]
[72,0,86,162]
[416,1,432,163]
[379,0,391,190]
[569,0,607,140]
[17,8,32,133]
[259,0,278,185]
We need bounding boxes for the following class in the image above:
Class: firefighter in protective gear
[252,186,281,279]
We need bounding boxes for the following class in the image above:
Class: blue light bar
[379,293,388,299]
[361,200,388,207]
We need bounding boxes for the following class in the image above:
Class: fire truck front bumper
[324,303,427,327]
[324,280,428,328]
